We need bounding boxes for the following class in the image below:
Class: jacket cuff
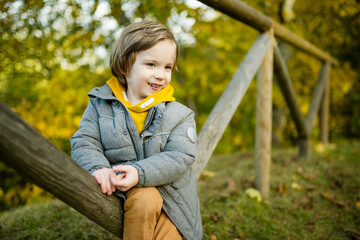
[88,165,109,175]
[131,163,146,187]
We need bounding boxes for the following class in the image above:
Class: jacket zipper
[140,106,157,136]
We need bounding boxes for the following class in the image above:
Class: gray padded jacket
[70,84,203,240]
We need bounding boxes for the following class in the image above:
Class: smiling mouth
[148,82,162,89]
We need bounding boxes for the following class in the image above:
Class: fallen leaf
[299,197,314,210]
[321,193,334,199]
[303,172,316,180]
[227,179,238,195]
[307,220,315,225]
[210,212,219,222]
[292,174,298,180]
[238,233,246,239]
[227,179,236,191]
[210,234,217,240]
[305,185,317,192]
[332,199,345,208]
[306,220,315,232]
[201,170,216,178]
[315,143,325,153]
[331,180,343,188]
[356,201,360,209]
[245,188,262,202]
[320,193,345,208]
[278,183,288,193]
[291,182,303,190]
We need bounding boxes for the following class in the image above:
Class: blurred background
[0,0,359,212]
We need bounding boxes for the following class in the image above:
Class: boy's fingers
[94,174,102,184]
[110,173,125,186]
[92,169,114,195]
[105,171,113,195]
[100,173,108,194]
[112,165,130,172]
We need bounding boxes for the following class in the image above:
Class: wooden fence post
[0,101,123,238]
[319,70,330,144]
[255,29,274,198]
[193,32,271,179]
[300,62,331,158]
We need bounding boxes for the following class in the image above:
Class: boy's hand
[92,168,116,195]
[111,165,139,192]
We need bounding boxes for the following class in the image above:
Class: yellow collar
[107,77,175,112]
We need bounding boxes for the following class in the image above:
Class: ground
[1,140,359,240]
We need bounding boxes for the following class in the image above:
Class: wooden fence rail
[0,101,123,238]
[273,45,308,140]
[198,0,338,66]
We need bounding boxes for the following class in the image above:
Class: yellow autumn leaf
[210,235,217,240]
[315,143,325,153]
[201,170,216,178]
[291,182,303,190]
[245,188,262,202]
[321,193,334,199]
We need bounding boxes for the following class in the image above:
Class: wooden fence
[0,0,337,238]
[194,0,336,197]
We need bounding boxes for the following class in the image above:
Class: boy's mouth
[148,82,162,90]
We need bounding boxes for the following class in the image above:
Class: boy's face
[125,39,176,105]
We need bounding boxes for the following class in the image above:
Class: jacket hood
[107,77,175,113]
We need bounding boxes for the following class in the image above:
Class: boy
[70,20,202,240]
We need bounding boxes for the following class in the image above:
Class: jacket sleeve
[70,99,111,174]
[132,109,197,187]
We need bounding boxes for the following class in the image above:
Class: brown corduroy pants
[123,187,183,240]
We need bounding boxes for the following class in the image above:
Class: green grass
[1,140,359,240]
[0,200,116,240]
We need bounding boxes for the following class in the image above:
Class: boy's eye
[146,63,155,67]
[165,66,172,70]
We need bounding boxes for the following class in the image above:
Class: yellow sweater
[107,77,175,134]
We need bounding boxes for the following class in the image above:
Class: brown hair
[110,20,178,86]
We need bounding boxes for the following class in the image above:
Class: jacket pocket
[143,132,170,157]
[99,112,132,150]
[171,169,191,189]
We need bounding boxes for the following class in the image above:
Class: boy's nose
[154,68,165,79]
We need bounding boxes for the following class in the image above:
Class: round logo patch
[187,127,197,143]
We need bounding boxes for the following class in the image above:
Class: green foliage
[0,161,52,212]
[1,140,359,239]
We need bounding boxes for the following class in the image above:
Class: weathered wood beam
[273,23,338,66]
[305,62,331,135]
[198,0,338,66]
[300,62,331,158]
[0,101,123,238]
[273,45,307,139]
[193,32,271,179]
[255,29,274,199]
[319,75,330,144]
[197,0,272,32]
